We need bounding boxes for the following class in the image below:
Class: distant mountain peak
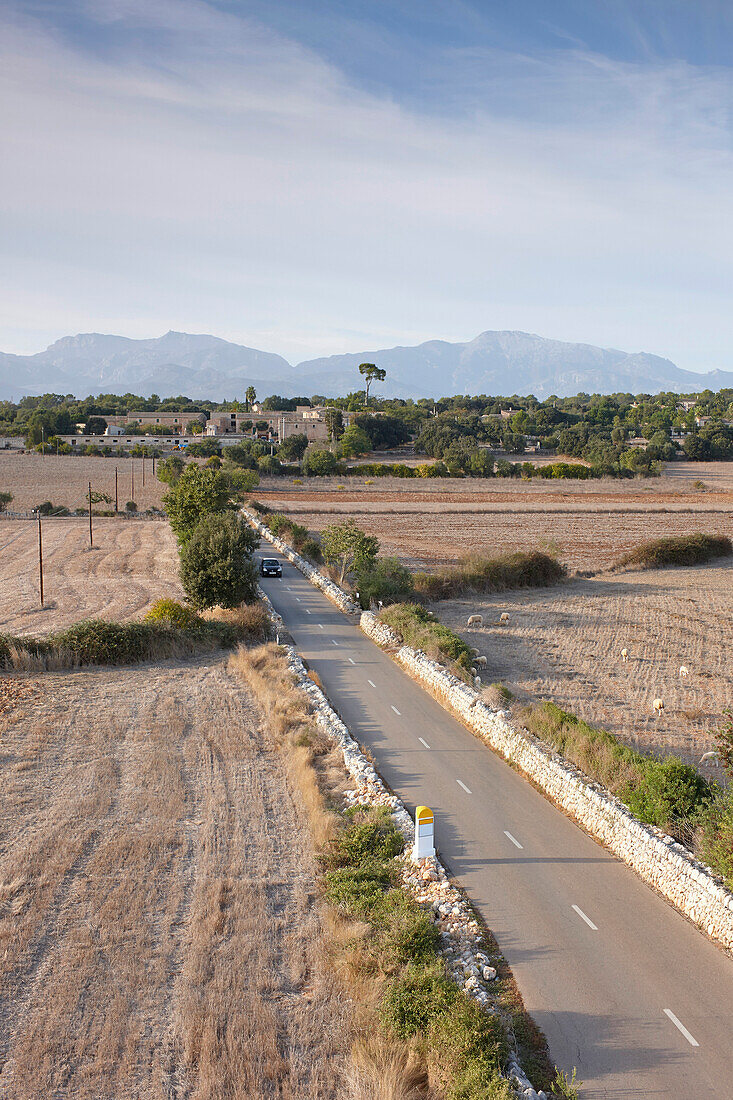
[0,328,730,402]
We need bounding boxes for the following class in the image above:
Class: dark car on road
[259,557,282,578]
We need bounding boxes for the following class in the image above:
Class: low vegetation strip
[232,641,566,1098]
[611,532,732,571]
[379,603,475,679]
[0,600,270,671]
[413,550,567,601]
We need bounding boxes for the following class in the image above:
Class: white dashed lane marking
[368,680,376,688]
[348,658,356,665]
[664,1010,699,1048]
[572,905,598,931]
[456,780,472,794]
[418,737,431,749]
[504,831,523,850]
[391,705,401,715]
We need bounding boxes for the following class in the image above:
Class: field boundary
[250,506,733,955]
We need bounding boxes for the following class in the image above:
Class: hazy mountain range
[1,329,731,403]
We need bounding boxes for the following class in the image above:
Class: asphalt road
[259,552,733,1099]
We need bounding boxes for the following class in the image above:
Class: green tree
[179,513,259,609]
[157,454,186,485]
[0,491,13,512]
[325,407,344,443]
[358,363,386,406]
[185,419,203,435]
[278,433,308,462]
[339,424,372,458]
[163,464,234,545]
[245,386,256,411]
[302,448,339,476]
[84,416,108,435]
[321,519,379,584]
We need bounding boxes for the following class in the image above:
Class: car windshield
[262,559,278,567]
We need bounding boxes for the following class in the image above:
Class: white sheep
[470,666,477,677]
[474,655,488,667]
[466,614,483,628]
[470,647,480,656]
[699,751,720,766]
[499,612,510,624]
[474,675,482,689]
[652,698,665,714]
[679,665,690,679]
[621,648,629,663]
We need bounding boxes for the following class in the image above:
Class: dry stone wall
[361,611,733,954]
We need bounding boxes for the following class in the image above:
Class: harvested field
[0,656,350,1099]
[257,461,733,571]
[0,452,167,512]
[0,519,182,636]
[437,562,733,781]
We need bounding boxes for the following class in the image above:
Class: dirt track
[0,519,182,636]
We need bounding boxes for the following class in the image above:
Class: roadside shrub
[611,533,732,572]
[200,600,271,642]
[380,963,458,1039]
[35,500,70,516]
[621,757,711,827]
[144,598,200,630]
[163,464,234,545]
[380,603,473,676]
[698,787,733,891]
[414,550,566,601]
[355,556,415,608]
[125,500,137,513]
[179,513,259,609]
[327,806,405,867]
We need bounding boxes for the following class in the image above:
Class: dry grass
[0,656,351,1098]
[0,518,182,635]
[0,451,167,512]
[437,562,733,780]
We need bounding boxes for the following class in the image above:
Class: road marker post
[412,805,435,861]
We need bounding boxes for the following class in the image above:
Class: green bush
[179,513,259,609]
[611,533,732,571]
[144,598,200,630]
[621,757,711,827]
[379,603,474,676]
[163,464,234,545]
[327,806,405,867]
[413,550,566,601]
[302,448,340,476]
[355,556,415,608]
[699,787,733,890]
[380,963,458,1038]
[323,862,396,919]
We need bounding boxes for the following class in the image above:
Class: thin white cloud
[1,0,732,370]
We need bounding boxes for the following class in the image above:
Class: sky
[2,0,733,371]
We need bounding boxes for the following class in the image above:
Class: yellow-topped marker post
[412,805,435,861]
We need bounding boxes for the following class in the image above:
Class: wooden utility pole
[142,454,146,488]
[131,462,135,504]
[88,481,93,548]
[37,511,44,607]
[115,466,118,513]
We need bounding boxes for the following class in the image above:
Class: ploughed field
[0,519,182,636]
[0,657,349,1099]
[258,461,733,571]
[0,452,167,513]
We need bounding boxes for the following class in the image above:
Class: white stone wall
[361,612,733,954]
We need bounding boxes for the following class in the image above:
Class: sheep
[699,751,720,766]
[470,647,480,656]
[679,665,690,679]
[470,666,478,677]
[474,675,482,689]
[620,648,629,663]
[474,655,488,667]
[466,614,483,628]
[499,612,510,624]
[652,698,665,714]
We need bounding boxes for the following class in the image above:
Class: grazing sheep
[467,614,483,628]
[699,751,720,766]
[499,612,510,624]
[621,648,629,663]
[679,665,690,679]
[470,647,480,656]
[474,655,488,667]
[652,698,665,714]
[474,675,482,689]
[470,666,478,677]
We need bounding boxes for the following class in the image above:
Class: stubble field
[0,519,182,636]
[0,656,350,1099]
[0,452,167,513]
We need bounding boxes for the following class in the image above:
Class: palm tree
[245,386,256,411]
